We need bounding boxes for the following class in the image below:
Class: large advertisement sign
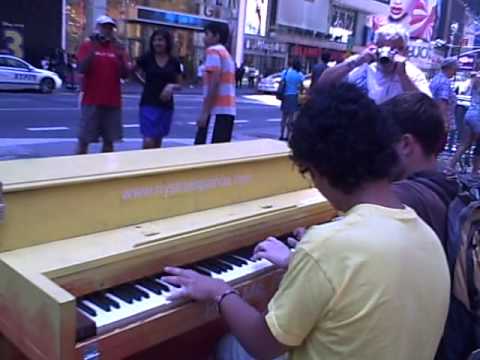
[0,22,25,58]
[276,0,329,33]
[245,0,269,36]
[371,0,438,41]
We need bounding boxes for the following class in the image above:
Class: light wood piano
[0,139,335,360]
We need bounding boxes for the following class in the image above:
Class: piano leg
[0,335,28,360]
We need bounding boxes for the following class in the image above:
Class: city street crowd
[63,13,480,360]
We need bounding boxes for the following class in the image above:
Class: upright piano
[0,139,335,360]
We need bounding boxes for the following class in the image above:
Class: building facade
[0,0,64,67]
[241,0,389,77]
[66,0,239,81]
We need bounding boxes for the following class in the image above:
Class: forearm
[78,54,95,74]
[438,100,450,127]
[318,60,357,87]
[221,294,287,359]
[202,80,220,114]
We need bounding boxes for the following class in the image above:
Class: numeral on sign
[4,29,24,58]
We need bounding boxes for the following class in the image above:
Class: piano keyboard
[76,246,282,337]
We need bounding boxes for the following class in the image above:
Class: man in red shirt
[76,15,129,154]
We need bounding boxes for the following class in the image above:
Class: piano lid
[0,140,311,252]
[0,139,290,192]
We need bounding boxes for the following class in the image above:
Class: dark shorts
[139,105,174,141]
[281,94,299,115]
[194,114,234,144]
[78,105,122,143]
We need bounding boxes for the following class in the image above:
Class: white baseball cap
[96,15,116,27]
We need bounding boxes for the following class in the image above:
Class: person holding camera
[76,15,130,154]
[318,23,431,104]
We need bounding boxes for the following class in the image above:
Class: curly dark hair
[380,92,446,156]
[289,83,399,194]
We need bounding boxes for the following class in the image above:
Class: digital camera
[90,32,107,43]
[376,47,398,65]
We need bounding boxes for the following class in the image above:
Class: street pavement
[0,84,283,160]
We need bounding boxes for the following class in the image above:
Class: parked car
[0,54,63,93]
[257,72,282,93]
[258,72,312,95]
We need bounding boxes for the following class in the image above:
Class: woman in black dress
[135,29,182,149]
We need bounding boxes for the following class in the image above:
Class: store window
[66,0,87,53]
[329,6,357,44]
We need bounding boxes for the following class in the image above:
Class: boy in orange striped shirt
[194,22,236,144]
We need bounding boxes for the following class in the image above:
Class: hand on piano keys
[252,237,293,268]
[162,236,295,302]
[76,241,296,336]
[162,267,233,302]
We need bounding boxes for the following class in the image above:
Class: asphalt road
[0,89,283,160]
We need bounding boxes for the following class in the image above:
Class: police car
[0,55,63,93]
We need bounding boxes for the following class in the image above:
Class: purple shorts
[139,105,174,140]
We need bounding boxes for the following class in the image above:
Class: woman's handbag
[276,70,288,101]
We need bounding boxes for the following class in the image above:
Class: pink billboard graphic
[371,0,437,41]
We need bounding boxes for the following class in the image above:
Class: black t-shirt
[137,54,182,109]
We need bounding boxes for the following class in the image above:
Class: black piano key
[87,294,113,312]
[205,259,230,272]
[137,279,164,295]
[133,285,150,299]
[191,265,212,277]
[212,259,234,271]
[109,287,134,304]
[198,261,224,274]
[151,277,171,292]
[233,248,254,261]
[158,273,181,288]
[122,284,144,301]
[221,255,246,267]
[99,292,120,309]
[78,301,97,317]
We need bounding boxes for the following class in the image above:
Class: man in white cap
[430,57,458,147]
[76,15,130,154]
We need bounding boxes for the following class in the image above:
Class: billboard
[371,0,438,41]
[0,22,25,58]
[245,0,269,37]
[276,0,329,34]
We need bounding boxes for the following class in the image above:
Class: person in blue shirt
[279,59,304,140]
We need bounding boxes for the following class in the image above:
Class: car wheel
[39,78,55,94]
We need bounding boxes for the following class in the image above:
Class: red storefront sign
[290,45,347,61]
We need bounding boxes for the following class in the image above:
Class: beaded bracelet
[216,289,240,315]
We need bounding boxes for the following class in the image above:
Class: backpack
[413,174,480,360]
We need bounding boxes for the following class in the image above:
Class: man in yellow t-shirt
[163,83,450,360]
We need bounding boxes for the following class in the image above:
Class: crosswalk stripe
[27,127,69,131]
